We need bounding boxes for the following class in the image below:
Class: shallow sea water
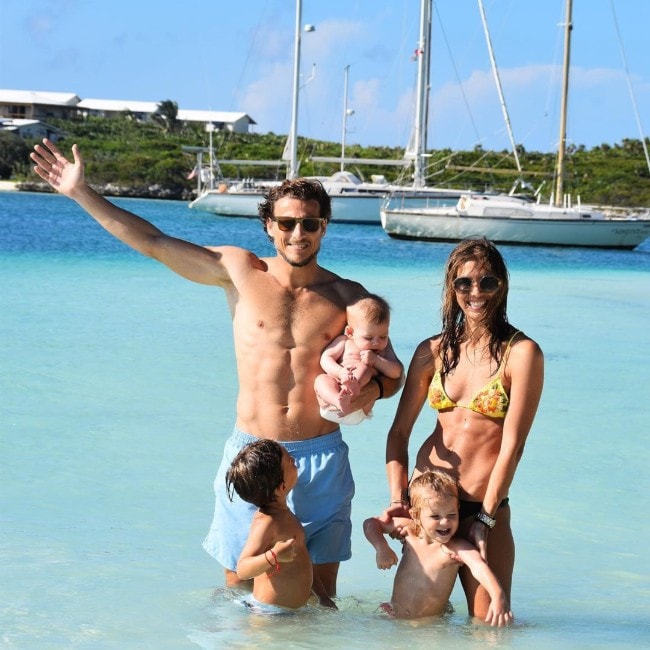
[1,192,649,648]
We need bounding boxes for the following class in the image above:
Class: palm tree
[152,99,180,134]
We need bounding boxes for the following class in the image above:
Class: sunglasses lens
[275,218,296,232]
[302,218,322,232]
[273,218,322,232]
[453,277,472,292]
[452,276,500,292]
[480,276,500,292]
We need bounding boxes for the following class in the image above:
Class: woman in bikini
[385,238,544,621]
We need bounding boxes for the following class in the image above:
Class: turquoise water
[1,192,649,649]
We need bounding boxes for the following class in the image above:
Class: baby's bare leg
[315,374,351,411]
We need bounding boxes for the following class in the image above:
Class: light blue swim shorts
[202,428,355,571]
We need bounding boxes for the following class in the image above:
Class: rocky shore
[3,180,195,201]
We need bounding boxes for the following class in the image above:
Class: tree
[0,131,31,179]
[152,100,180,134]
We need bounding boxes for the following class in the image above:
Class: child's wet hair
[409,469,459,510]
[226,439,285,509]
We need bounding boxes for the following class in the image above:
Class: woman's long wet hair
[439,238,512,374]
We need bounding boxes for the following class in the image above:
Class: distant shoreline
[0,180,194,201]
[0,180,19,192]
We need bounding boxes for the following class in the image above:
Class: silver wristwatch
[475,511,497,529]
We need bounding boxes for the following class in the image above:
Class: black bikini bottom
[459,497,509,520]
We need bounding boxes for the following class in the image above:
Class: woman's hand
[467,519,489,562]
[484,597,514,627]
[382,506,414,540]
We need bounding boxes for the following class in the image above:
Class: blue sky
[2,0,648,154]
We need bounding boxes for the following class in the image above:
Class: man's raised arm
[31,139,236,286]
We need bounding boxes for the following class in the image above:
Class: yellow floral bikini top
[427,331,520,418]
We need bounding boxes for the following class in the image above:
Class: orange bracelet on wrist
[266,549,280,576]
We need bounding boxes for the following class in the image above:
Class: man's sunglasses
[269,216,324,233]
[452,275,501,293]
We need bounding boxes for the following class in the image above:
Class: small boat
[381,193,650,249]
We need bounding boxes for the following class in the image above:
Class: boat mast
[412,0,431,188]
[341,64,353,172]
[287,0,302,180]
[477,0,522,174]
[555,0,572,207]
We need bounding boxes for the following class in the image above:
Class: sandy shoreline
[0,180,19,192]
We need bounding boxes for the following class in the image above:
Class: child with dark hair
[226,439,316,611]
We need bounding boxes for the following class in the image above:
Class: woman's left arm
[471,338,544,554]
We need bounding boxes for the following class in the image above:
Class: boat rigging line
[609,0,650,174]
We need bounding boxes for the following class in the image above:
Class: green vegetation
[4,114,649,207]
[0,131,31,179]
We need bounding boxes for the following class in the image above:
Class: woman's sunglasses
[453,275,501,293]
[269,216,324,233]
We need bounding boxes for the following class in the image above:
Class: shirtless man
[30,139,402,605]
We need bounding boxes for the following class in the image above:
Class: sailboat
[188,0,466,225]
[380,0,650,249]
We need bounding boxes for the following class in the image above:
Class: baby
[363,469,513,625]
[314,294,402,425]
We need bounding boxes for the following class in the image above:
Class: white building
[0,118,63,142]
[0,89,256,134]
[0,90,80,121]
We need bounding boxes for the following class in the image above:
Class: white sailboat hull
[190,183,462,225]
[190,190,268,219]
[380,196,650,249]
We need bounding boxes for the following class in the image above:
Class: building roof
[0,117,63,135]
[0,89,80,106]
[77,98,160,113]
[177,109,256,125]
[77,100,255,124]
[1,118,40,127]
